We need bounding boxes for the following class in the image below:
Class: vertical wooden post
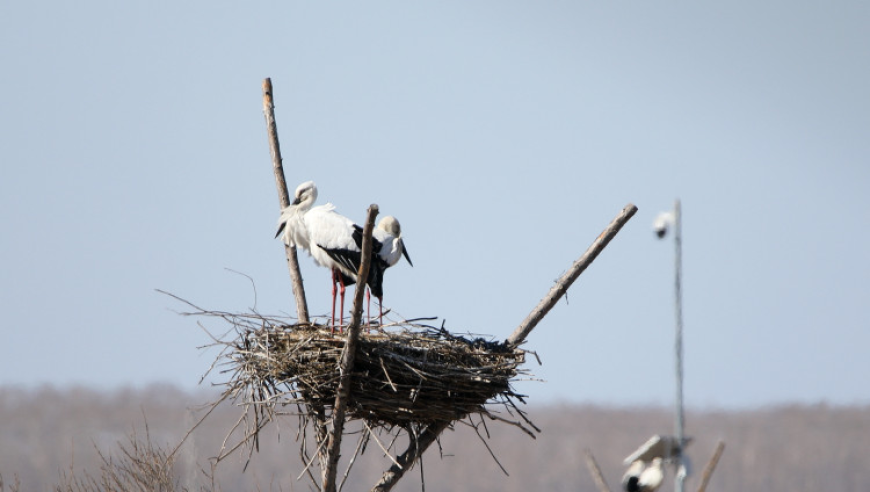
[262,78,310,323]
[322,205,379,492]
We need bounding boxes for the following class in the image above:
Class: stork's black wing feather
[322,246,362,286]
[367,256,389,299]
[275,220,287,239]
[322,225,386,293]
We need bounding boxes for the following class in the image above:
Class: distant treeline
[0,385,867,491]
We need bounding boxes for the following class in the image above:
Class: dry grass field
[1,385,867,491]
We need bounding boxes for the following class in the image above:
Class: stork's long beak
[275,221,287,239]
[400,239,413,267]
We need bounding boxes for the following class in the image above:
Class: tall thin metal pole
[673,199,685,492]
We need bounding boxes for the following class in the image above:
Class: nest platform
[223,320,529,428]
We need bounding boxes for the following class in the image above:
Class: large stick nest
[230,320,528,427]
[165,291,540,478]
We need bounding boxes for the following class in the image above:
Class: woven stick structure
[168,80,639,492]
[177,298,538,491]
[227,322,531,428]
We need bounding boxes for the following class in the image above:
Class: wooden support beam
[322,205,379,492]
[508,203,638,346]
[696,441,725,492]
[262,78,310,323]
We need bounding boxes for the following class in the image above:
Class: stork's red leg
[338,273,346,333]
[330,269,339,334]
[366,288,371,332]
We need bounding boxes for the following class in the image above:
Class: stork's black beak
[400,239,413,267]
[275,221,286,239]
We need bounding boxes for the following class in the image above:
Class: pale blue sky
[1,2,868,408]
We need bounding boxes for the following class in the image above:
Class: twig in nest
[181,302,537,490]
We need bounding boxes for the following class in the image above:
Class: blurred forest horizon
[1,384,867,491]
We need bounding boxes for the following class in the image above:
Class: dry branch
[263,77,310,323]
[583,449,613,492]
[371,420,449,492]
[696,441,726,492]
[507,203,638,346]
[183,300,534,491]
[322,204,379,492]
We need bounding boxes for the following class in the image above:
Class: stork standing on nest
[276,181,361,330]
[276,182,411,331]
[367,216,413,325]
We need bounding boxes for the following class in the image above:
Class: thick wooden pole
[262,78,310,323]
[507,203,638,346]
[322,205,379,492]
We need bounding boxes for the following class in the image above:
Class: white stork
[366,216,413,324]
[276,181,363,330]
[276,181,317,250]
[276,182,410,331]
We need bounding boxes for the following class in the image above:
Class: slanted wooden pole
[371,421,450,492]
[262,78,310,323]
[584,449,613,492]
[696,441,725,492]
[507,203,638,346]
[368,204,637,492]
[322,205,379,492]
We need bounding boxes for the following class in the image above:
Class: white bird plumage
[621,434,691,492]
[373,216,412,269]
[276,181,412,330]
[276,181,363,329]
[276,181,318,250]
[367,216,413,322]
[637,457,664,492]
[653,211,675,239]
[622,460,646,492]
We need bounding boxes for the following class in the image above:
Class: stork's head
[293,181,318,207]
[378,216,402,236]
[378,216,413,267]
